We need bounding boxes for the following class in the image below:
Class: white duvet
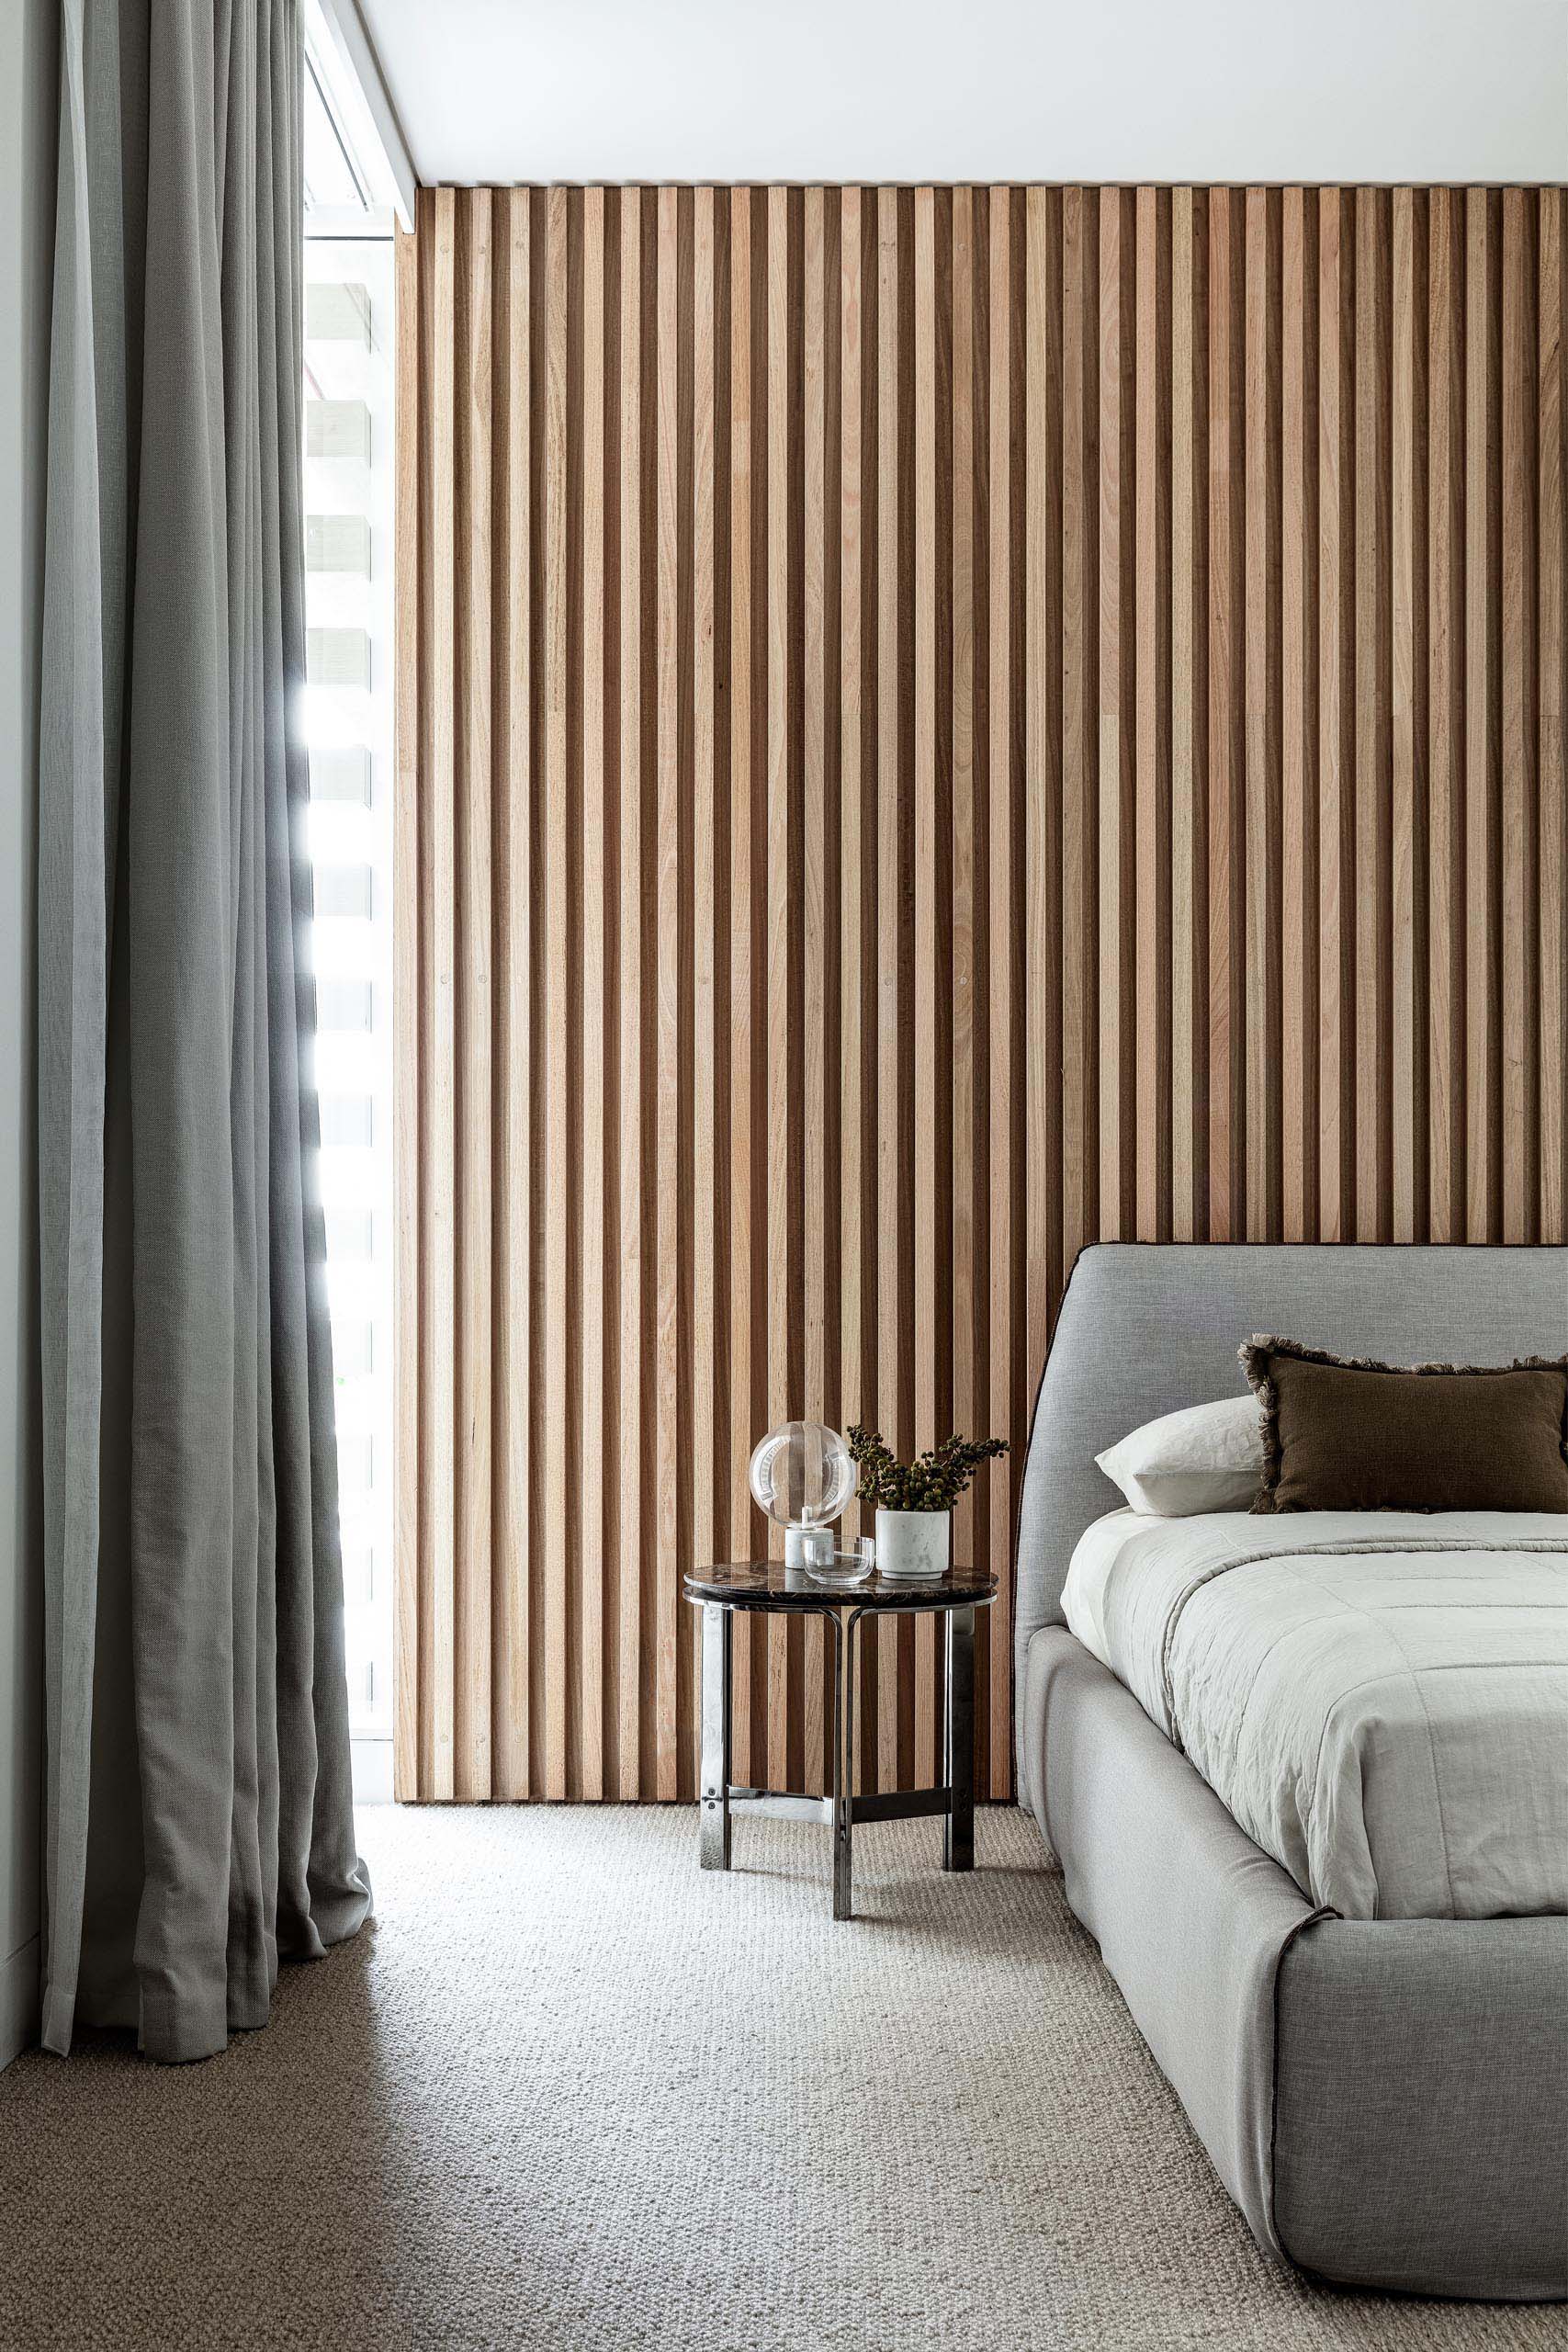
[1061,1509,1568,1920]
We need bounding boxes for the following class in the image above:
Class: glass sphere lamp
[749,1421,855,1570]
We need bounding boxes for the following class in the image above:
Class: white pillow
[1095,1395,1262,1516]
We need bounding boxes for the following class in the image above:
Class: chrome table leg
[700,1602,732,1869]
[943,1604,975,1871]
[830,1608,857,1919]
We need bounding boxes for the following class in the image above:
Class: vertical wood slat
[1060,186,1098,1280]
[492,186,535,1800]
[764,185,792,1794]
[838,187,870,1781]
[1172,187,1201,1246]
[398,184,1568,1804]
[1466,189,1499,1243]
[1023,189,1052,1411]
[1208,187,1242,1239]
[1099,189,1130,1243]
[1355,188,1392,1243]
[1502,187,1538,1245]
[457,187,494,1799]
[951,184,976,1766]
[1245,187,1280,1240]
[803,185,829,1795]
[616,187,645,1799]
[580,187,607,1796]
[1391,186,1423,1241]
[423,186,457,1801]
[911,187,939,1789]
[1134,186,1168,1243]
[1281,187,1313,1244]
[1427,188,1462,1247]
[1317,188,1352,1243]
[541,187,570,1800]
[654,187,682,1799]
[987,190,1013,1798]
[728,188,758,1786]
[691,187,717,1787]
[874,185,903,1797]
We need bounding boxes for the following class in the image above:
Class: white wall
[0,0,55,2070]
[360,0,1568,187]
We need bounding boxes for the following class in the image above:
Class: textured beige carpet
[1,1805,1559,2351]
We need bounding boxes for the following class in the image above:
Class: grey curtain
[38,0,371,2064]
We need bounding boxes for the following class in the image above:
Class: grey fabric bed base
[1026,1626,1568,2301]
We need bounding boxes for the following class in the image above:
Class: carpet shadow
[0,1917,428,2351]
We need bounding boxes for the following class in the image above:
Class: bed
[1013,1242,1568,2301]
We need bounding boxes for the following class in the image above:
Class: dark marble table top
[682,1560,999,1612]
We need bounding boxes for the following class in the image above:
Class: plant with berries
[846,1425,1009,1512]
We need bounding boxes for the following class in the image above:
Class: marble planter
[874,1508,950,1580]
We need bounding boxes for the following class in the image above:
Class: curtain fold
[39,0,370,2064]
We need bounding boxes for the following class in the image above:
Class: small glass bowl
[803,1546,875,1589]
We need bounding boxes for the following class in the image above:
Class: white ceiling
[356,0,1568,187]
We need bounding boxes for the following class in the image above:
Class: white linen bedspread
[1060,1510,1568,1919]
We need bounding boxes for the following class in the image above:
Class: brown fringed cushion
[1239,1338,1568,1515]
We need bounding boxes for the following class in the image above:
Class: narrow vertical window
[302,27,396,1799]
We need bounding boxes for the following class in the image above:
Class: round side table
[682,1560,999,1919]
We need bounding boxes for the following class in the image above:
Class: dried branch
[846,1424,1010,1512]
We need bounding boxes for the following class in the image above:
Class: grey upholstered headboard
[1012,1241,1568,1791]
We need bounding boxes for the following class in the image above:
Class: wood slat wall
[394,184,1568,1804]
